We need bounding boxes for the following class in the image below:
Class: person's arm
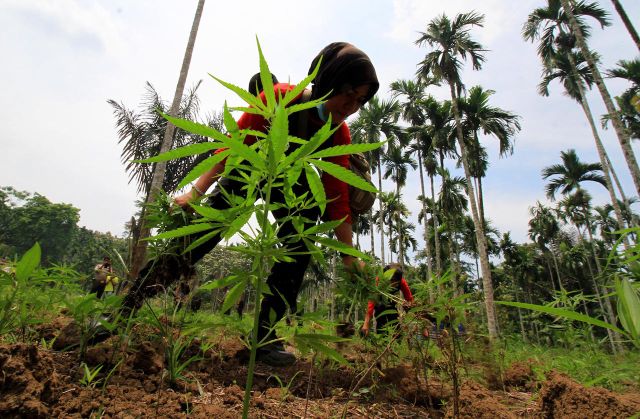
[362,300,375,335]
[399,278,414,303]
[174,161,225,208]
[173,94,270,208]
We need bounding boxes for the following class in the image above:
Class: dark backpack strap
[296,89,312,139]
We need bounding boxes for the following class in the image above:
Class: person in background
[361,263,414,336]
[91,257,114,299]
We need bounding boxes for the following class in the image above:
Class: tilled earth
[1,318,639,418]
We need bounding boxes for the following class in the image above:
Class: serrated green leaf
[496,300,626,335]
[190,204,227,222]
[15,243,41,282]
[149,223,214,241]
[256,38,276,111]
[281,122,338,169]
[223,103,240,134]
[308,142,383,159]
[221,279,247,314]
[224,210,253,240]
[183,230,221,254]
[313,235,370,260]
[311,159,378,193]
[209,74,265,112]
[164,114,229,142]
[177,149,230,190]
[304,164,326,215]
[279,57,321,108]
[136,142,219,163]
[304,220,343,235]
[268,104,289,172]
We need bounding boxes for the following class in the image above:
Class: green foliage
[0,187,80,265]
[0,243,83,342]
[79,362,104,388]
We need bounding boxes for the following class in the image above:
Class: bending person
[361,264,414,336]
[105,43,379,367]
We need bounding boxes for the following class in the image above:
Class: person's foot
[256,341,296,367]
[86,322,114,345]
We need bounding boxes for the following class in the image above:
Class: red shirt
[232,83,352,224]
[367,277,414,317]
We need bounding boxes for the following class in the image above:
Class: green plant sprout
[79,362,104,388]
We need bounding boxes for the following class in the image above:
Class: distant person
[91,257,118,298]
[361,264,414,336]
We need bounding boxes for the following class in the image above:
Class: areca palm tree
[539,48,630,238]
[528,201,562,290]
[350,97,404,266]
[610,0,640,52]
[416,11,499,338]
[524,0,640,196]
[391,78,436,280]
[542,149,606,200]
[606,58,640,141]
[382,145,417,197]
[421,97,455,276]
[437,167,468,294]
[458,85,521,225]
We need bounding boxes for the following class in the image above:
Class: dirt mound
[503,360,538,391]
[0,344,62,418]
[445,380,517,418]
[539,371,640,418]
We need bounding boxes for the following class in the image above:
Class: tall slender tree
[130,0,206,278]
[391,79,435,280]
[458,85,521,226]
[610,0,640,52]
[416,11,498,338]
[350,97,403,266]
[558,0,640,196]
[538,48,630,238]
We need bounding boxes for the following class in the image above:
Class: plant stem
[242,174,275,419]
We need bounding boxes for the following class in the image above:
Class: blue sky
[1,0,638,261]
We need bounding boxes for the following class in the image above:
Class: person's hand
[343,256,366,280]
[360,323,370,337]
[173,189,201,210]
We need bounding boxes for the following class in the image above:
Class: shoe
[256,342,296,367]
[86,323,113,345]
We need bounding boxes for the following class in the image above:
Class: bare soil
[1,318,639,418]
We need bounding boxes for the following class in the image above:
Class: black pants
[121,174,319,342]
[374,304,399,334]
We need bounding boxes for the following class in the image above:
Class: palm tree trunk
[583,219,624,353]
[417,148,434,281]
[561,0,640,197]
[449,82,498,340]
[550,245,564,290]
[369,210,376,258]
[431,174,443,276]
[377,158,386,266]
[610,0,640,52]
[545,254,558,292]
[477,176,486,231]
[130,0,206,278]
[566,51,630,249]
